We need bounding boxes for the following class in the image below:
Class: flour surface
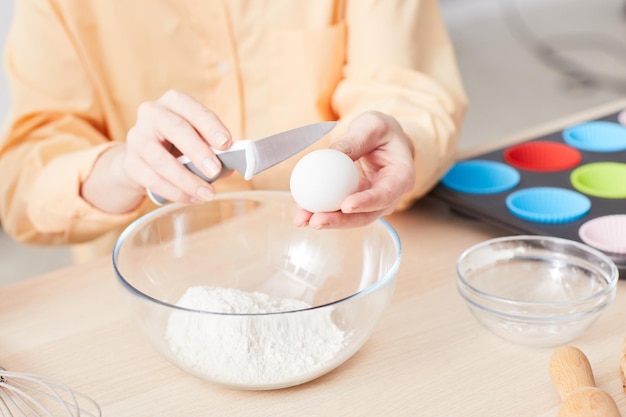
[166,286,346,386]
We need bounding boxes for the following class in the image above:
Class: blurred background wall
[0,0,13,119]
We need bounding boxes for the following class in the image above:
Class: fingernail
[197,186,214,201]
[215,131,230,147]
[203,158,221,177]
[296,219,309,228]
[331,141,353,155]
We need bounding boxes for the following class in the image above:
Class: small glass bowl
[456,235,618,347]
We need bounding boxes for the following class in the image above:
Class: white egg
[290,149,359,213]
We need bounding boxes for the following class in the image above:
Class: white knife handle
[216,140,257,180]
[146,141,256,206]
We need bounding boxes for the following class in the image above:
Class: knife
[147,121,337,205]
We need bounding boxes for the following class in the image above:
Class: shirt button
[218,61,231,74]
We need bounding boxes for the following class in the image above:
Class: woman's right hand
[82,90,232,213]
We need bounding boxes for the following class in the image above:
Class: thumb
[330,112,389,160]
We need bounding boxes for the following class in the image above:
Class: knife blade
[147,121,336,205]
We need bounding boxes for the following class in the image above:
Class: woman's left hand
[293,111,416,229]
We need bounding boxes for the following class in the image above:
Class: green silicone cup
[570,162,626,199]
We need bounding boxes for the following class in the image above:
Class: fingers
[159,89,231,149]
[292,111,416,228]
[292,196,383,230]
[338,165,413,216]
[293,208,313,227]
[304,210,384,229]
[123,138,208,203]
[127,154,193,204]
[142,91,230,178]
[327,112,416,216]
[126,90,232,204]
[340,185,397,215]
[330,111,397,160]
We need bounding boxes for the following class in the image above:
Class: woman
[0,0,467,262]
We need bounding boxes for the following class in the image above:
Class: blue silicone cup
[562,121,626,152]
[506,187,591,224]
[441,160,520,194]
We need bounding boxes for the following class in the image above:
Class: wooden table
[2,102,626,416]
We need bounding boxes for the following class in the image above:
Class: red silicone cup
[504,141,582,172]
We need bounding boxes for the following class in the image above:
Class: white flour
[165,286,347,386]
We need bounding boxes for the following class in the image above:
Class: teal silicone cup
[563,121,626,152]
[441,160,520,194]
[506,187,591,224]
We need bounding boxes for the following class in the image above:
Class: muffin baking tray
[429,110,626,275]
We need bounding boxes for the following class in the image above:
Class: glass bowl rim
[458,287,614,322]
[456,235,619,307]
[112,190,402,317]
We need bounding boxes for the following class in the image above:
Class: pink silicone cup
[579,215,626,255]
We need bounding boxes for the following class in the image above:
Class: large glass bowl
[112,191,401,390]
[457,235,618,347]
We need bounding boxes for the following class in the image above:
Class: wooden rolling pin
[549,345,622,417]
[621,338,626,394]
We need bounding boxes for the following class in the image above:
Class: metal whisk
[0,367,101,417]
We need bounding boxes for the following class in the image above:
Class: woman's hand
[81,90,232,213]
[293,111,416,229]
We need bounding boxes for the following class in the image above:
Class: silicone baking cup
[579,215,626,255]
[440,160,520,194]
[505,187,591,224]
[504,141,582,172]
[570,162,626,199]
[563,121,626,152]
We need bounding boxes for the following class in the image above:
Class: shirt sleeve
[333,0,468,209]
[0,0,143,246]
